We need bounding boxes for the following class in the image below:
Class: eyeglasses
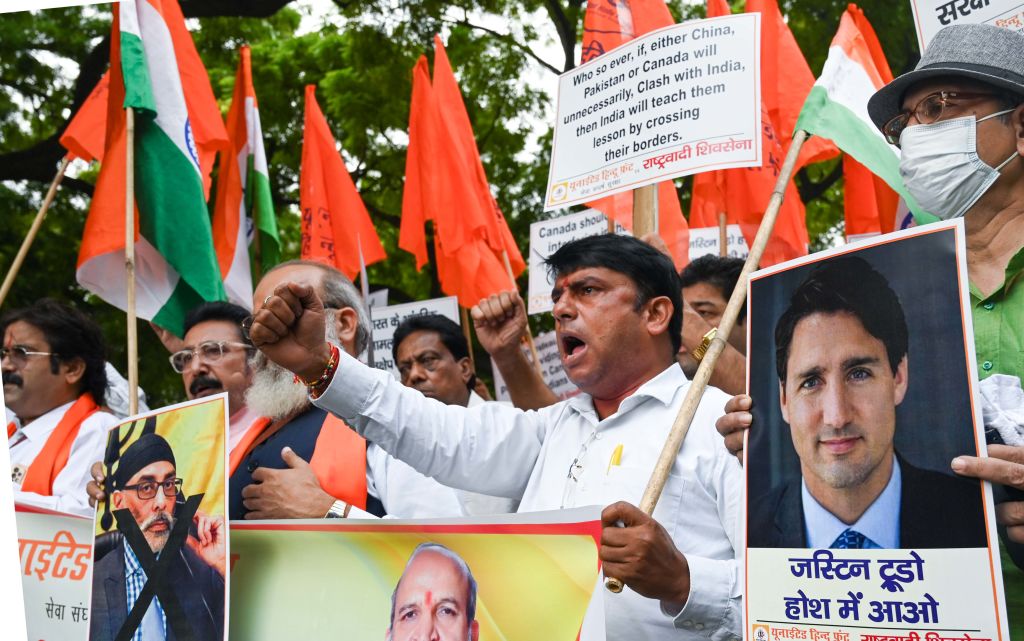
[560,432,598,509]
[168,340,252,373]
[120,478,183,500]
[0,346,56,366]
[882,91,996,146]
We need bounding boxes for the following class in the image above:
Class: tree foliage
[0,0,918,407]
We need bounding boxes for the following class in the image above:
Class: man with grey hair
[388,543,479,641]
[234,260,465,520]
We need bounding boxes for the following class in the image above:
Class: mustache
[2,372,23,387]
[141,512,174,533]
[189,375,223,396]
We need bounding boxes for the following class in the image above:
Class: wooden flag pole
[633,184,658,237]
[0,156,72,309]
[460,306,477,371]
[501,250,542,376]
[718,212,728,257]
[357,237,375,367]
[125,107,139,416]
[605,130,810,593]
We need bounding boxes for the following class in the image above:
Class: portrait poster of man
[744,220,1009,641]
[89,394,228,641]
[229,507,604,641]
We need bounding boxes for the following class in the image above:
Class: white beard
[244,350,311,421]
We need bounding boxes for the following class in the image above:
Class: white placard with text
[910,0,1024,51]
[370,297,460,379]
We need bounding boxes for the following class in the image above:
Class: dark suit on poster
[89,539,224,641]
[748,456,988,549]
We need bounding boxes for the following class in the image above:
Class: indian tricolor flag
[77,0,226,336]
[795,3,931,223]
[212,45,280,309]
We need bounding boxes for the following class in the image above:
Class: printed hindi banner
[688,224,750,261]
[527,210,628,315]
[370,296,460,378]
[15,504,93,640]
[544,13,761,210]
[910,0,1024,51]
[744,220,1009,640]
[229,508,605,641]
[90,395,229,641]
[492,330,580,402]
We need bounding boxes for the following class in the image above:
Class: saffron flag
[794,4,930,224]
[212,45,280,309]
[300,85,386,280]
[401,43,524,306]
[580,0,690,267]
[59,71,110,164]
[77,0,226,337]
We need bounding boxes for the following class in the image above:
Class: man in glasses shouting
[2,299,118,516]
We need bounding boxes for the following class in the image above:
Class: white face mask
[898,110,1018,220]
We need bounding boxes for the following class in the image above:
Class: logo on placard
[550,182,568,203]
[752,624,770,641]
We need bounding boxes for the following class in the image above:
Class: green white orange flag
[60,71,110,163]
[580,0,690,268]
[300,85,386,280]
[212,45,280,309]
[77,0,226,337]
[794,3,930,224]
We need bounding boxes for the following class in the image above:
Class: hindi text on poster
[910,0,1024,51]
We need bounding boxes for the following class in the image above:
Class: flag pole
[633,184,658,237]
[605,130,810,593]
[125,107,139,416]
[501,250,542,376]
[718,212,728,257]
[460,307,477,370]
[357,236,375,367]
[0,156,72,308]
[252,219,263,282]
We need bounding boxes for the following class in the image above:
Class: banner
[370,297,461,378]
[492,330,580,402]
[910,0,1024,50]
[688,224,750,261]
[90,395,229,641]
[229,508,605,641]
[744,221,1009,640]
[15,504,93,640]
[527,210,628,315]
[1,390,28,639]
[545,13,761,209]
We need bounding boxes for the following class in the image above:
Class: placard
[16,504,93,640]
[688,224,750,261]
[744,221,1008,640]
[229,508,605,641]
[528,210,629,315]
[370,296,461,379]
[545,13,761,209]
[1,389,28,640]
[492,330,580,402]
[910,0,1024,51]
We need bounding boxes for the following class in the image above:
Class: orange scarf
[19,394,100,496]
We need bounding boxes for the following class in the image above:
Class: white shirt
[10,400,118,517]
[802,455,902,549]
[365,443,465,518]
[314,351,743,641]
[455,391,520,516]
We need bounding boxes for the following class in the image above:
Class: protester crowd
[2,21,1023,641]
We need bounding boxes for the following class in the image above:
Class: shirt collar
[18,400,75,443]
[971,244,1024,301]
[467,390,485,408]
[123,540,145,578]
[566,363,686,420]
[801,455,902,549]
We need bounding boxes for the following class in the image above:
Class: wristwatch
[324,500,351,519]
[690,327,718,363]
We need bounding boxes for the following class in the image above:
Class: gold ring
[263,295,272,306]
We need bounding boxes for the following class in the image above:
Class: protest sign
[370,296,460,378]
[545,13,761,210]
[744,221,1008,640]
[230,507,604,641]
[15,504,92,640]
[910,0,1024,50]
[366,288,389,309]
[2,392,28,641]
[688,224,750,261]
[493,330,579,402]
[527,210,628,315]
[90,395,229,641]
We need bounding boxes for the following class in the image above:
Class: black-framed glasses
[120,478,183,500]
[0,346,56,366]
[882,91,996,146]
[169,340,252,373]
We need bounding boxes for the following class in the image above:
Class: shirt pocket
[602,465,687,538]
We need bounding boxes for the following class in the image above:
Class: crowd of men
[2,22,1022,640]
